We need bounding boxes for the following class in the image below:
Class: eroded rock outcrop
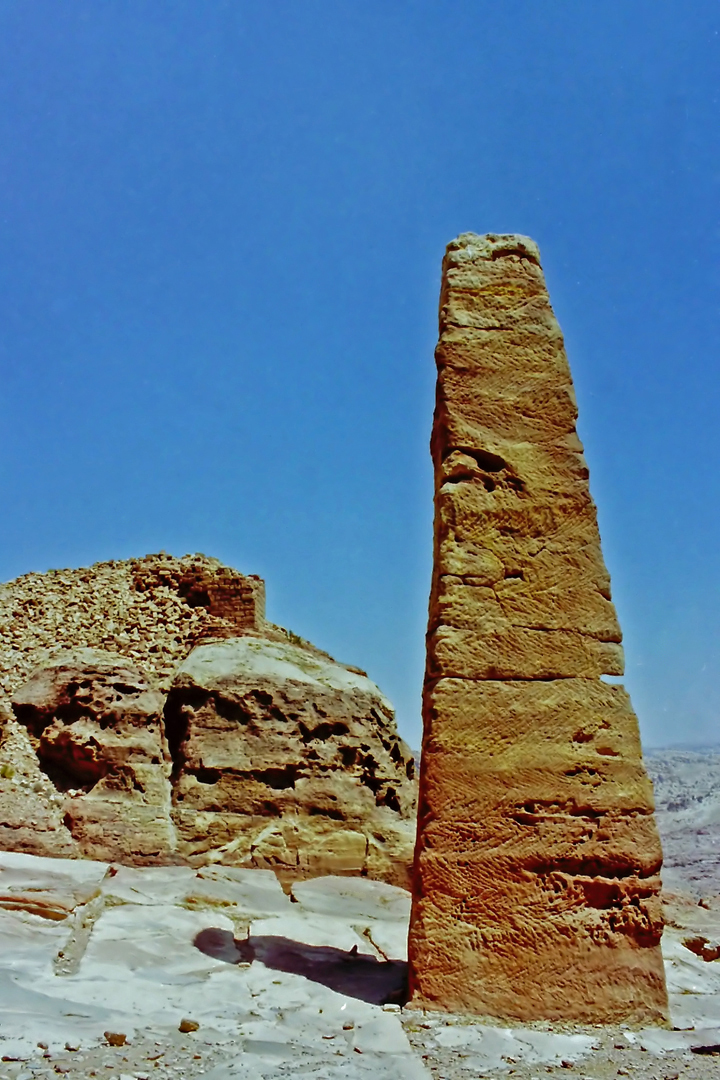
[12,651,174,863]
[0,552,265,704]
[0,556,417,883]
[408,233,668,1023]
[167,638,416,886]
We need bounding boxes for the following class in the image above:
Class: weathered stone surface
[166,638,417,886]
[408,233,668,1023]
[0,849,717,1077]
[12,650,175,864]
[1,629,416,882]
[0,553,265,707]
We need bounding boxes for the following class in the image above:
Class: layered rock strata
[12,651,173,863]
[167,638,416,886]
[0,556,417,883]
[408,233,668,1023]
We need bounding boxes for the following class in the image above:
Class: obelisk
[407,233,668,1023]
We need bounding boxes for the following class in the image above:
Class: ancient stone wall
[0,553,265,705]
[407,233,668,1023]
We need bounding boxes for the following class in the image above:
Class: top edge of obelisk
[445,232,541,267]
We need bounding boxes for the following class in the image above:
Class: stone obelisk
[407,233,668,1023]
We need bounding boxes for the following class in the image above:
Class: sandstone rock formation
[408,233,668,1023]
[167,638,416,885]
[0,555,416,883]
[0,553,265,703]
[12,650,174,863]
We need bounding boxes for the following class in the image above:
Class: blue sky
[0,2,718,749]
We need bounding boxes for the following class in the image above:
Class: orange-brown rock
[408,233,668,1023]
[0,553,266,708]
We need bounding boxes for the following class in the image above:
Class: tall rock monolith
[407,233,668,1023]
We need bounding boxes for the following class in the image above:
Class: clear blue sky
[0,2,718,749]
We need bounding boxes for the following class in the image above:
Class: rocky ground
[0,793,719,1080]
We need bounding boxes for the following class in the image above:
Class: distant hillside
[645,747,720,898]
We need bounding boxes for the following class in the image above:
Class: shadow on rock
[194,927,408,1006]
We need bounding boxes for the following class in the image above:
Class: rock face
[0,555,417,883]
[408,233,668,1023]
[167,639,416,886]
[12,651,174,863]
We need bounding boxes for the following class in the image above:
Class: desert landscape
[1,4,717,1078]
[0,728,717,1080]
[0,234,719,1079]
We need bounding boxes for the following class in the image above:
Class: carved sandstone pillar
[407,233,668,1023]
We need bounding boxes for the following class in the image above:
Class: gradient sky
[0,2,718,749]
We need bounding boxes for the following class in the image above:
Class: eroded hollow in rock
[12,653,167,796]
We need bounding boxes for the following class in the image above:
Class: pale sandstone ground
[0,754,719,1080]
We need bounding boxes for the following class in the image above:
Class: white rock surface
[178,638,393,707]
[0,853,425,1078]
[0,852,719,1079]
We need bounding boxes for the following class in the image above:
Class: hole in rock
[298,720,350,744]
[193,768,222,785]
[178,583,212,609]
[572,730,595,743]
[457,448,507,472]
[39,755,105,794]
[164,687,211,780]
[215,697,253,725]
[358,754,382,794]
[379,787,401,813]
[254,764,299,790]
[309,806,345,821]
